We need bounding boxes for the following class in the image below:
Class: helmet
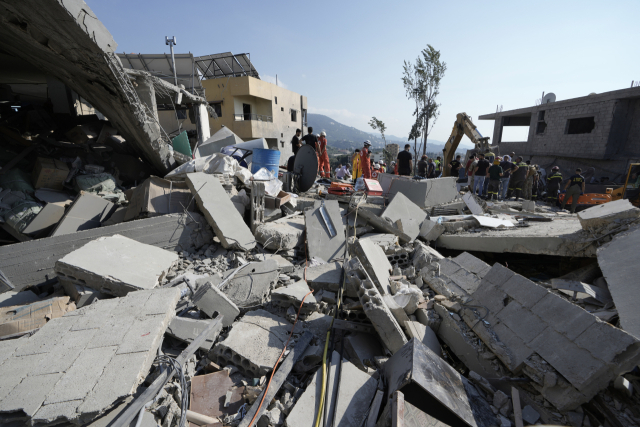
[493,160,500,165]
[320,131,326,136]
[374,163,380,169]
[363,140,371,147]
[552,166,560,171]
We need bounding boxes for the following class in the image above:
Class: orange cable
[245,289,314,427]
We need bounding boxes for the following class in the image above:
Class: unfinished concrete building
[480,86,640,183]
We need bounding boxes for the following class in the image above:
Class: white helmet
[320,131,326,136]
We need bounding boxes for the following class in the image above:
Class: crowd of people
[290,130,585,213]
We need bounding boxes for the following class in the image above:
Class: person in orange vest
[317,131,330,178]
[360,141,372,179]
[371,163,381,180]
[391,161,398,175]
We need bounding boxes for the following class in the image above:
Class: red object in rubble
[328,182,354,195]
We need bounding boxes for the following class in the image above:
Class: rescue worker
[487,159,503,201]
[371,163,381,180]
[546,166,563,204]
[351,149,362,182]
[449,155,462,178]
[561,168,585,213]
[523,164,536,200]
[508,156,528,200]
[485,149,496,165]
[317,131,330,178]
[499,155,514,200]
[379,161,387,173]
[532,171,543,201]
[435,156,442,177]
[360,141,372,179]
[427,158,436,178]
[302,127,318,150]
[291,129,302,155]
[417,155,428,178]
[392,161,398,175]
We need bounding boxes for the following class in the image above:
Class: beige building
[202,75,308,161]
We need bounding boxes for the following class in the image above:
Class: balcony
[234,113,273,122]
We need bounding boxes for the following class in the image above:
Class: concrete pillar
[196,103,210,145]
[133,76,158,121]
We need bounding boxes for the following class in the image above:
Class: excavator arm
[442,113,490,176]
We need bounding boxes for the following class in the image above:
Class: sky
[87,0,639,148]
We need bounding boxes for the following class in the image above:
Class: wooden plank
[511,387,524,427]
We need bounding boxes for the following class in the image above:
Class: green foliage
[402,44,447,156]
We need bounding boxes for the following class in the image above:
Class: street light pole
[165,36,180,104]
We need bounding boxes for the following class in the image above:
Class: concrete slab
[381,192,427,241]
[0,213,212,291]
[418,219,445,242]
[214,260,279,308]
[51,192,116,237]
[166,317,223,351]
[436,217,596,257]
[304,262,343,292]
[0,290,40,308]
[186,173,255,251]
[192,282,240,327]
[387,177,458,208]
[255,253,294,273]
[55,234,179,296]
[597,224,640,339]
[22,202,66,236]
[305,200,346,263]
[355,238,393,295]
[404,320,441,357]
[271,280,317,312]
[578,199,640,230]
[211,309,298,377]
[255,214,305,251]
[0,287,179,426]
[286,353,377,427]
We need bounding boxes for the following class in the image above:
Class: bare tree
[368,117,387,146]
[402,45,446,156]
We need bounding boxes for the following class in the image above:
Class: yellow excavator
[442,113,492,177]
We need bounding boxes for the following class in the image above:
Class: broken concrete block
[521,200,535,212]
[404,320,441,357]
[286,352,377,427]
[578,199,640,230]
[357,278,407,353]
[192,282,239,327]
[304,261,343,292]
[463,192,487,215]
[344,333,383,371]
[254,253,294,273]
[387,177,458,208]
[51,192,117,236]
[355,238,393,295]
[186,172,256,251]
[0,290,40,308]
[381,192,427,241]
[597,224,640,340]
[54,234,179,297]
[255,214,305,251]
[383,338,497,427]
[271,280,317,313]
[0,287,179,426]
[521,405,540,424]
[250,181,266,234]
[201,260,279,308]
[61,283,107,308]
[305,200,346,263]
[211,309,299,377]
[418,219,445,242]
[166,317,223,351]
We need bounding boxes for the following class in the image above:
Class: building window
[281,107,284,112]
[536,122,547,134]
[302,109,308,126]
[210,102,222,118]
[290,109,297,122]
[176,108,187,120]
[275,97,278,104]
[538,111,545,121]
[566,117,595,134]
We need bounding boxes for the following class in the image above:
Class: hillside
[307,113,448,151]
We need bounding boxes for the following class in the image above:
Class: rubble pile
[0,159,638,427]
[0,2,638,427]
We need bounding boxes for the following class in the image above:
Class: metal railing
[234,113,273,122]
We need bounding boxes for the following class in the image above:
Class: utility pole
[165,36,180,104]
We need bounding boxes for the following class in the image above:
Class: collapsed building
[0,2,639,427]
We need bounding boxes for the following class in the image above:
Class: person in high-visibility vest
[317,131,330,178]
[360,141,372,179]
[371,163,381,180]
[435,156,442,177]
[351,149,362,182]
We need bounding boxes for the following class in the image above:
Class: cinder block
[192,282,240,327]
[357,279,407,353]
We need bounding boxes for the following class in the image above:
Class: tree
[368,117,387,147]
[402,45,446,156]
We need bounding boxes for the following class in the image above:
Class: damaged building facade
[0,2,639,427]
[480,86,640,181]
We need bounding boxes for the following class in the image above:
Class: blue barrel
[251,148,281,176]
